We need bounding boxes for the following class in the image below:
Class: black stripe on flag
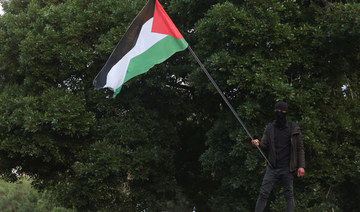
[93,0,156,89]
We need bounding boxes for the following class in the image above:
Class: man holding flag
[93,3,306,211]
[252,101,305,212]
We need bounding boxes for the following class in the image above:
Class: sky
[0,5,3,15]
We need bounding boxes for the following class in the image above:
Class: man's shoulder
[264,122,275,131]
[288,121,301,134]
[288,121,299,127]
[265,122,274,127]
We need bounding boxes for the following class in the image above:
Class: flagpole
[187,45,273,168]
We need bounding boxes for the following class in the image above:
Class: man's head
[274,101,288,113]
[274,101,288,127]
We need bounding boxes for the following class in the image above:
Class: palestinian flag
[93,0,188,97]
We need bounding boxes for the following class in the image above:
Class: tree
[0,0,211,210]
[0,0,359,211]
[193,0,360,211]
[0,178,74,212]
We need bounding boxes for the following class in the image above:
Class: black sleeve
[260,124,271,151]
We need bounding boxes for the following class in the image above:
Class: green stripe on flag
[113,36,188,97]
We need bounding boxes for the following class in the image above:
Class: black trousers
[255,166,295,212]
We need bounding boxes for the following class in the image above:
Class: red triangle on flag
[152,0,184,39]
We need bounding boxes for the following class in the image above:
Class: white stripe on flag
[105,18,167,90]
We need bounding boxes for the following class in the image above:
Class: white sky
[0,4,3,15]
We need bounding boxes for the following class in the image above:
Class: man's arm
[296,127,305,177]
[252,124,270,150]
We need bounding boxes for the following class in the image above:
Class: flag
[93,0,188,97]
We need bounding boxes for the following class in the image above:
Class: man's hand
[297,168,305,177]
[252,139,260,147]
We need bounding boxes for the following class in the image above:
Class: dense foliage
[0,0,359,211]
[0,178,74,211]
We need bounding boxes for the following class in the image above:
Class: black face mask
[275,111,287,128]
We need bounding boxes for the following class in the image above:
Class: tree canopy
[0,0,359,211]
[0,178,74,212]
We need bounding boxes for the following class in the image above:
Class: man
[252,101,305,212]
